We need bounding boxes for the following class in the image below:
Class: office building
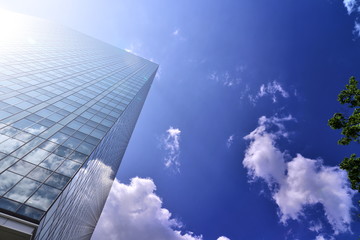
[0,9,158,240]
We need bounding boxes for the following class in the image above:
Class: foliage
[340,154,360,192]
[328,77,360,145]
[328,76,360,192]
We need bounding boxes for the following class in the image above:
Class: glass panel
[12,119,34,130]
[59,126,76,135]
[56,160,81,177]
[40,154,65,171]
[47,113,64,122]
[26,185,61,211]
[68,151,88,163]
[0,156,17,173]
[0,110,11,120]
[0,134,10,144]
[49,132,69,144]
[62,137,82,150]
[101,119,113,127]
[3,97,22,105]
[23,148,51,164]
[53,146,72,158]
[38,140,58,152]
[84,135,100,145]
[4,177,40,202]
[10,137,44,159]
[4,105,22,114]
[86,120,98,128]
[72,131,87,140]
[16,205,44,221]
[90,129,106,139]
[24,124,47,135]
[8,160,35,175]
[0,171,22,195]
[67,120,82,130]
[57,109,70,116]
[45,173,70,190]
[13,131,34,142]
[38,119,55,128]
[36,109,54,118]
[0,126,19,137]
[27,167,52,182]
[76,142,95,155]
[16,101,33,110]
[97,124,109,132]
[26,114,43,123]
[75,116,87,123]
[78,125,94,135]
[0,138,23,154]
[0,198,21,212]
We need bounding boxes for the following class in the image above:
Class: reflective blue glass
[0,9,158,240]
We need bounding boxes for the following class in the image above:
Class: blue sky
[1,0,360,239]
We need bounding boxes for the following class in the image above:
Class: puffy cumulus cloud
[243,116,355,235]
[92,177,203,240]
[274,155,353,234]
[250,80,289,104]
[217,236,231,240]
[343,0,357,14]
[243,115,294,183]
[162,127,182,171]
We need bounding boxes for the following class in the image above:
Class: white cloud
[315,236,326,240]
[315,235,334,240]
[208,72,219,82]
[354,21,360,37]
[226,134,235,148]
[243,115,355,235]
[240,84,251,100]
[236,64,247,73]
[92,177,203,240]
[171,28,188,41]
[217,237,231,240]
[124,42,142,55]
[250,80,289,104]
[342,0,360,37]
[308,221,323,233]
[154,65,162,81]
[208,71,242,87]
[243,115,294,183]
[173,28,180,36]
[222,71,241,87]
[343,0,357,14]
[162,127,181,171]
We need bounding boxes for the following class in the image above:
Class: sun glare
[0,8,35,45]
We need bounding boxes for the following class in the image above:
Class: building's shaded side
[0,9,158,240]
[34,70,157,240]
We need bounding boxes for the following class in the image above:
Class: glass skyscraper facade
[0,9,158,240]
